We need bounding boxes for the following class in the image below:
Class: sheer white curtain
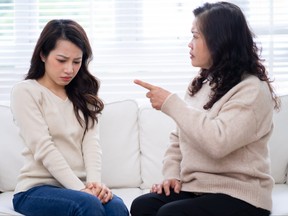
[0,0,287,105]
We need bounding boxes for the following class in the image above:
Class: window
[0,0,287,105]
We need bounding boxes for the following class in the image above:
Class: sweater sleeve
[161,78,273,160]
[11,83,85,190]
[82,122,102,183]
[162,128,182,180]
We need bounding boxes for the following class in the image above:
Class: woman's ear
[40,52,46,62]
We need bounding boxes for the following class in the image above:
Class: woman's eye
[57,59,65,63]
[74,61,81,64]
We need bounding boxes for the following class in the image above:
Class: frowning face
[39,39,83,90]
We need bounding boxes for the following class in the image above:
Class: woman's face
[40,39,83,89]
[188,18,212,69]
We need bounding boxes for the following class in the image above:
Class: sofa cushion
[271,184,288,215]
[99,100,142,188]
[0,105,24,192]
[269,95,288,183]
[138,104,176,189]
[0,192,23,215]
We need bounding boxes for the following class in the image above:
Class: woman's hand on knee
[80,187,94,195]
[97,183,113,204]
[86,182,113,204]
[151,179,181,196]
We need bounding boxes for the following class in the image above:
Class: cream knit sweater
[161,75,274,211]
[11,80,102,193]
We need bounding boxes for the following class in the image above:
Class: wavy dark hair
[26,19,104,132]
[189,2,280,110]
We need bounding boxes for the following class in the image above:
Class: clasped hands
[151,179,182,196]
[81,182,113,203]
[134,79,171,110]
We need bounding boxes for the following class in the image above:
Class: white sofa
[0,95,288,216]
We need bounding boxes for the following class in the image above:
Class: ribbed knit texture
[161,75,274,211]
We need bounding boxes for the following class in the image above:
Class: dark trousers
[130,190,270,216]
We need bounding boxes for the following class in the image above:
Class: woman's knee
[130,194,159,216]
[156,204,176,216]
[104,195,129,216]
[74,192,105,216]
[130,195,148,215]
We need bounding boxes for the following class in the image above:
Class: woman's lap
[130,191,270,216]
[13,185,128,216]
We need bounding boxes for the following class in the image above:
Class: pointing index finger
[134,79,156,90]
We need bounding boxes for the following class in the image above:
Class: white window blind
[0,0,288,105]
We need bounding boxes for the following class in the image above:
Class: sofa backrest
[137,103,176,189]
[99,99,176,189]
[0,95,287,192]
[269,94,288,184]
[0,105,24,192]
[99,100,141,188]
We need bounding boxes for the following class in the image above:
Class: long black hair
[26,19,104,131]
[189,2,280,110]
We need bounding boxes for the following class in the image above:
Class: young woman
[131,2,280,216]
[11,19,129,216]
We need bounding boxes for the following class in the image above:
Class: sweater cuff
[72,181,86,191]
[161,93,187,116]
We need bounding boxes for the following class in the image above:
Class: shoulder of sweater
[224,75,272,108]
[13,79,38,91]
[11,79,45,105]
[236,74,269,96]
